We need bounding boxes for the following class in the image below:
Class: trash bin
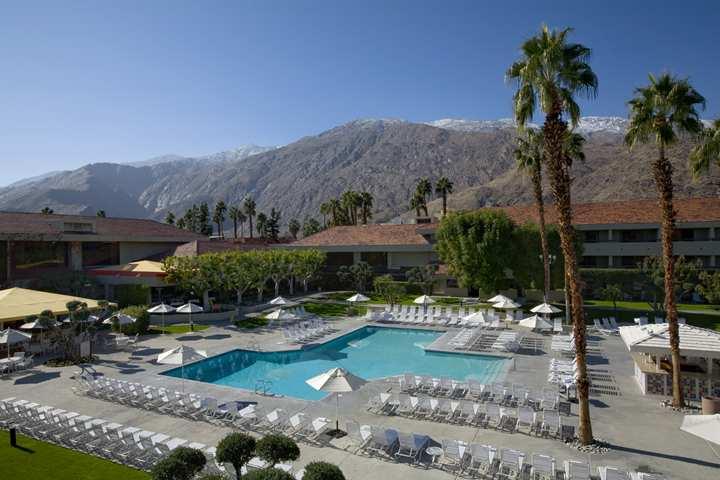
[701,396,720,415]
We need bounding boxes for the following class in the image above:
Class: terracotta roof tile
[293,223,433,247]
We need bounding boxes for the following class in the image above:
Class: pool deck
[2,311,719,480]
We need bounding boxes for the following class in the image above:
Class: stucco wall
[389,251,436,268]
[118,242,180,263]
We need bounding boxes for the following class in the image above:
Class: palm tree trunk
[653,142,683,408]
[233,219,238,239]
[442,192,447,216]
[543,110,593,445]
[531,166,551,300]
[249,216,254,238]
[240,221,244,239]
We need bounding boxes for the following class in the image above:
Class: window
[613,256,646,268]
[446,277,459,288]
[13,241,67,270]
[325,252,354,267]
[360,252,387,268]
[674,228,710,242]
[82,242,119,267]
[580,230,609,243]
[580,256,609,268]
[619,229,658,243]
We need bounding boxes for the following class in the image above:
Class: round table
[426,446,443,465]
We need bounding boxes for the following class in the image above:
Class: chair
[345,420,372,451]
[366,427,398,457]
[531,453,555,479]
[440,439,467,472]
[499,448,524,479]
[565,460,591,480]
[394,432,428,463]
[553,318,563,333]
[468,443,496,477]
[516,406,535,433]
[598,466,632,480]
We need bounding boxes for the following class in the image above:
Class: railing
[254,379,273,396]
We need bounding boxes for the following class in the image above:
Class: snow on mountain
[426,116,631,135]
[575,116,628,134]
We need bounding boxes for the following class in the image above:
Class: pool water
[162,326,509,400]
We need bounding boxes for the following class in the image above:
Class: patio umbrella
[266,309,296,321]
[20,319,59,330]
[147,303,176,334]
[462,311,487,325]
[269,296,290,305]
[157,345,207,392]
[176,302,203,331]
[531,303,562,314]
[519,315,553,331]
[346,293,370,303]
[681,414,720,445]
[0,328,32,358]
[306,367,367,435]
[414,295,435,314]
[487,294,512,304]
[102,313,136,326]
[492,298,521,310]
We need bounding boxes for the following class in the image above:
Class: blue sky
[1,0,719,185]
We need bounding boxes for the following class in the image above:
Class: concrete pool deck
[1,312,719,479]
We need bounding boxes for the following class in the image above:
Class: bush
[151,447,206,480]
[197,475,227,480]
[115,284,151,308]
[216,432,256,480]
[255,434,300,467]
[580,268,647,300]
[303,461,346,480]
[242,468,295,480]
[114,305,150,335]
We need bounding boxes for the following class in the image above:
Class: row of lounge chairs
[0,351,34,375]
[490,331,521,352]
[592,317,621,335]
[282,319,334,343]
[551,334,576,355]
[344,419,664,479]
[375,304,507,329]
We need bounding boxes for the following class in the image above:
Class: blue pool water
[162,326,509,400]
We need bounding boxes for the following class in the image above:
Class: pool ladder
[254,379,273,396]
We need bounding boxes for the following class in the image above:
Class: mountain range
[0,117,717,227]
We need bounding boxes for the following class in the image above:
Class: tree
[640,256,703,313]
[600,284,623,318]
[224,252,256,304]
[288,219,301,240]
[698,270,720,304]
[409,191,424,217]
[373,275,404,308]
[96,210,106,218]
[406,265,438,295]
[293,250,326,292]
[415,178,432,216]
[266,208,281,241]
[358,191,373,224]
[198,202,212,236]
[690,119,720,176]
[255,434,300,468]
[228,206,241,239]
[514,128,551,300]
[215,432,256,480]
[151,447,206,480]
[165,212,176,225]
[176,217,186,229]
[435,211,515,294]
[213,201,227,238]
[256,212,268,239]
[302,462,346,480]
[242,469,295,480]
[510,223,567,293]
[302,218,322,238]
[507,24,598,444]
[40,207,54,214]
[340,191,361,225]
[319,201,332,228]
[626,73,705,409]
[337,261,374,292]
[434,177,453,217]
[244,197,257,238]
[267,250,291,297]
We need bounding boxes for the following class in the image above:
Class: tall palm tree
[359,191,374,224]
[507,25,598,445]
[319,201,332,228]
[434,177,454,217]
[626,73,706,409]
[213,201,227,238]
[328,198,343,226]
[690,119,720,177]
[410,191,424,217]
[243,197,257,238]
[40,207,53,214]
[514,128,551,300]
[237,210,247,238]
[341,190,361,225]
[415,178,432,216]
[228,206,240,239]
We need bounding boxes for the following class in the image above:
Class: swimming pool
[162,326,509,400]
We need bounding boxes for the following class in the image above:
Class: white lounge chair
[565,460,591,480]
[599,466,632,480]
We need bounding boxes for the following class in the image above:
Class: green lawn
[302,302,367,317]
[148,324,210,334]
[0,431,149,480]
[235,317,269,329]
[584,299,720,314]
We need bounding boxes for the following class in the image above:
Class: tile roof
[487,197,720,226]
[0,211,203,240]
[292,223,433,247]
[171,239,275,257]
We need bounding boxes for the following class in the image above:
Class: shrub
[115,305,150,335]
[580,268,646,300]
[197,475,227,480]
[151,447,206,480]
[255,434,300,467]
[242,468,295,480]
[115,284,151,308]
[215,432,256,480]
[303,461,346,480]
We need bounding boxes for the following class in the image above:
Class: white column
[69,241,83,271]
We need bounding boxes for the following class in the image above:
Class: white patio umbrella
[462,311,487,325]
[269,296,290,305]
[266,309,297,321]
[157,345,207,392]
[492,298,521,310]
[414,294,435,314]
[147,303,176,334]
[176,302,203,331]
[20,319,59,330]
[102,313,136,326]
[63,314,100,324]
[0,328,32,358]
[346,293,370,303]
[487,294,512,304]
[531,303,562,315]
[306,367,367,435]
[681,414,720,445]
[519,315,553,331]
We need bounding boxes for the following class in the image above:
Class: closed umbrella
[157,345,207,392]
[0,328,32,358]
[269,296,290,305]
[306,367,367,435]
[176,302,203,331]
[147,303,176,334]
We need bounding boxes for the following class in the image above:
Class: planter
[701,396,720,415]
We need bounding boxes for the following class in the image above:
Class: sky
[1,0,719,185]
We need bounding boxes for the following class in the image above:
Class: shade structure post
[336,393,340,432]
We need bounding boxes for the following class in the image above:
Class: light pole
[541,253,569,325]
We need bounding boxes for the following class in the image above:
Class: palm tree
[434,177,454,217]
[40,207,54,214]
[288,219,301,239]
[319,201,332,228]
[410,191,424,217]
[416,178,432,216]
[690,119,720,176]
[341,191,361,225]
[256,212,268,238]
[514,128,550,300]
[359,191,374,224]
[237,210,247,238]
[243,197,257,238]
[626,73,706,409]
[213,201,227,238]
[507,25,598,445]
[96,210,106,217]
[228,206,240,239]
[328,198,343,226]
[165,212,175,225]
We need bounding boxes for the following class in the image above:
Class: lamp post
[541,253,569,325]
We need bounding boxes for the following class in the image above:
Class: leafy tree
[358,191,373,224]
[41,207,54,214]
[213,201,227,238]
[507,24,598,444]
[96,210,106,217]
[302,218,322,238]
[150,447,206,480]
[243,197,257,238]
[266,208,281,241]
[303,462,346,480]
[640,256,703,313]
[294,249,326,292]
[176,217,186,229]
[242,469,294,480]
[267,250,291,297]
[373,275,404,308]
[510,223,567,293]
[288,219,301,240]
[690,119,720,176]
[256,212,268,239]
[405,265,438,295]
[435,211,515,294]
[698,270,720,304]
[626,73,705,409]
[337,261,374,292]
[165,212,176,225]
[434,177,453,217]
[255,434,300,468]
[216,432,256,480]
[600,284,623,317]
[223,252,256,304]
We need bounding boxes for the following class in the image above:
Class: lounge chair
[467,443,496,477]
[565,460,591,480]
[598,466,632,480]
[394,432,429,463]
[440,439,467,472]
[366,427,398,457]
[531,453,555,480]
[516,406,535,433]
[345,420,372,451]
[499,448,524,479]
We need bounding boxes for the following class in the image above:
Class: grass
[0,430,149,480]
[148,324,210,334]
[302,302,367,317]
[582,305,720,332]
[584,299,720,313]
[235,317,269,329]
